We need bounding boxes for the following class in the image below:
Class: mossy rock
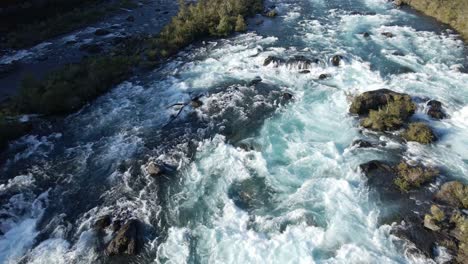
[402,122,436,144]
[349,89,415,116]
[435,181,468,209]
[393,161,438,192]
[360,98,416,131]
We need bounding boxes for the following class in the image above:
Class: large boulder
[349,89,414,116]
[350,89,416,131]
[106,219,140,256]
[435,181,468,209]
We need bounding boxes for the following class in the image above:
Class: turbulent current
[1,0,468,263]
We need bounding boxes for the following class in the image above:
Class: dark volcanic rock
[381,32,394,38]
[427,100,446,119]
[352,139,373,148]
[362,32,370,38]
[79,43,102,54]
[94,29,111,36]
[106,219,140,256]
[286,56,318,70]
[331,55,343,66]
[263,56,285,67]
[126,15,135,22]
[249,76,263,86]
[349,89,414,116]
[299,70,310,74]
[94,215,112,230]
[318,73,331,80]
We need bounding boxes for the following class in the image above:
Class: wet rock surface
[427,100,447,119]
[106,219,141,256]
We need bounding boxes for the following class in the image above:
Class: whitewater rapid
[1,0,468,263]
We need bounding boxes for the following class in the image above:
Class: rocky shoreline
[349,88,467,262]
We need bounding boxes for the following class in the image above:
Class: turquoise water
[1,0,468,263]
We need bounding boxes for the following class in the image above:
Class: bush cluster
[361,96,416,131]
[149,0,262,58]
[402,122,436,144]
[393,162,438,192]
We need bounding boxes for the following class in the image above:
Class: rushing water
[1,0,468,263]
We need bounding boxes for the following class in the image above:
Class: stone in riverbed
[146,161,162,177]
[381,32,394,38]
[331,55,343,66]
[351,139,373,148]
[263,56,285,67]
[106,219,140,256]
[427,100,446,119]
[435,181,468,209]
[318,73,331,80]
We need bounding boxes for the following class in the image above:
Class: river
[1,0,468,263]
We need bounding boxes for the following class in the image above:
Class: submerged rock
[126,15,135,22]
[331,55,343,66]
[427,100,447,119]
[249,76,263,86]
[402,122,436,144]
[106,219,140,256]
[263,56,285,66]
[381,32,394,38]
[299,70,310,74]
[228,177,275,211]
[435,181,468,209]
[191,98,203,108]
[352,139,373,148]
[94,215,112,231]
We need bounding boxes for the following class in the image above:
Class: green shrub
[393,162,438,192]
[402,122,436,144]
[15,56,135,115]
[235,14,247,32]
[361,97,416,131]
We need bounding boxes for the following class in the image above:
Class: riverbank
[399,0,468,41]
[0,0,266,150]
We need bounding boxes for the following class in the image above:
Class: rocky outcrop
[350,89,416,131]
[400,0,468,41]
[106,219,141,256]
[263,56,318,69]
